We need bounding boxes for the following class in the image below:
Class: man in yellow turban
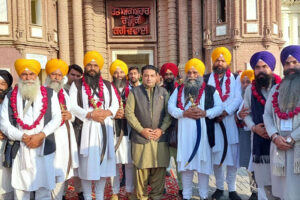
[0,59,62,199]
[69,51,119,200]
[205,47,243,200]
[44,58,79,200]
[168,58,223,200]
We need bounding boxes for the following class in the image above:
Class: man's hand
[151,128,163,140]
[252,123,269,139]
[183,107,205,119]
[274,135,293,151]
[141,128,154,140]
[216,111,228,122]
[62,110,72,121]
[91,109,113,123]
[0,131,6,140]
[24,132,46,149]
[115,108,125,119]
[22,133,31,143]
[238,107,249,119]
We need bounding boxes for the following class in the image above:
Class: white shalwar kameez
[69,81,118,200]
[0,89,61,200]
[168,87,223,199]
[50,89,79,200]
[207,72,242,192]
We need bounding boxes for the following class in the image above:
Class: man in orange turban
[0,59,62,199]
[69,51,119,200]
[205,47,243,200]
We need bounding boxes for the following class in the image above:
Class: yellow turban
[45,58,68,76]
[14,59,41,76]
[240,70,255,82]
[109,59,128,76]
[211,47,232,65]
[84,51,104,69]
[184,58,206,76]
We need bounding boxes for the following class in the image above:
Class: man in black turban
[0,69,13,102]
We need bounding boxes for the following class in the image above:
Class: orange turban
[184,58,206,76]
[14,59,41,76]
[84,51,104,69]
[211,47,232,65]
[109,59,128,76]
[240,70,255,82]
[45,58,68,76]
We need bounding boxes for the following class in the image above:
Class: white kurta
[52,89,79,183]
[0,89,61,191]
[0,103,13,195]
[207,72,242,167]
[168,87,223,174]
[69,81,119,180]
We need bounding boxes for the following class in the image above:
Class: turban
[280,45,300,66]
[14,59,41,76]
[84,51,104,69]
[160,63,178,77]
[184,58,205,76]
[240,70,254,82]
[45,58,68,76]
[109,59,128,76]
[250,51,276,71]
[0,70,13,87]
[211,47,232,65]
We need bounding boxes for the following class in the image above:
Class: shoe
[178,189,183,198]
[111,194,119,200]
[248,192,258,200]
[166,170,171,177]
[78,192,84,200]
[212,189,224,200]
[229,191,242,200]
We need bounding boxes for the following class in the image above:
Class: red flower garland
[82,76,104,108]
[58,89,66,126]
[252,74,282,106]
[272,84,300,119]
[124,83,130,99]
[214,69,231,102]
[10,86,48,130]
[177,82,206,110]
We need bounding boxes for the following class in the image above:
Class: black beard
[164,79,175,92]
[113,77,127,89]
[0,87,10,100]
[84,71,101,96]
[213,65,227,75]
[284,68,300,79]
[184,77,203,102]
[255,72,272,90]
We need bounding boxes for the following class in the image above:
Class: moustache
[284,68,300,77]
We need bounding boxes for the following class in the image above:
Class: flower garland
[177,82,206,110]
[82,76,104,108]
[272,83,300,119]
[124,83,130,99]
[214,69,231,102]
[251,74,282,106]
[112,82,130,109]
[10,86,48,130]
[58,89,66,126]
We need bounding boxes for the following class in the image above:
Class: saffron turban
[84,51,104,69]
[0,70,13,87]
[14,59,41,76]
[45,58,68,76]
[280,45,300,66]
[211,47,232,65]
[185,58,205,76]
[240,70,255,82]
[250,51,276,71]
[160,63,178,77]
[109,59,128,76]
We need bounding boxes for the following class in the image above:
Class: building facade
[0,0,287,83]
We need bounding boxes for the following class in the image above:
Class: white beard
[18,78,41,102]
[44,76,64,92]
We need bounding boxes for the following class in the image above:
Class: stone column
[83,0,94,51]
[282,13,290,45]
[72,0,84,65]
[57,0,70,64]
[264,0,271,37]
[291,14,299,44]
[157,0,169,66]
[16,0,25,42]
[192,0,202,59]
[178,0,189,67]
[168,0,177,63]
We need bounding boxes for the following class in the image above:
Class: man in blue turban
[264,45,300,200]
[242,51,281,200]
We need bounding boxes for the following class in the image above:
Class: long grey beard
[279,74,300,112]
[184,77,203,103]
[18,78,41,102]
[113,77,127,89]
[45,76,64,92]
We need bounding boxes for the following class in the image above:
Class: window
[246,0,257,20]
[31,0,42,25]
[217,0,226,23]
[0,0,8,22]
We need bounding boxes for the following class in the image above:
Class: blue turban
[280,45,300,66]
[250,51,276,71]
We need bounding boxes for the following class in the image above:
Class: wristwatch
[286,136,294,144]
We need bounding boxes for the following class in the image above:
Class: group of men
[0,44,299,200]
